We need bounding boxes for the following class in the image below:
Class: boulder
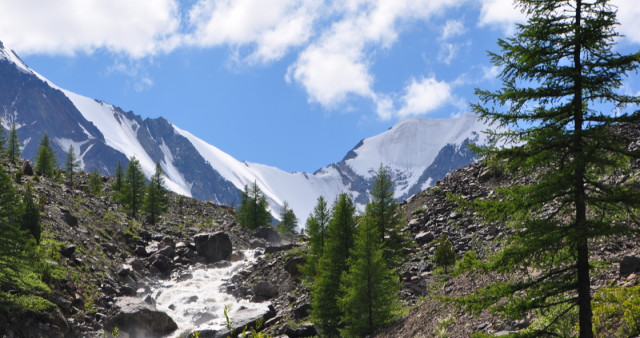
[231,305,276,334]
[285,323,318,337]
[60,209,78,227]
[60,245,76,258]
[194,232,233,263]
[252,227,283,244]
[292,303,312,320]
[265,243,294,254]
[253,281,278,299]
[21,160,34,176]
[284,257,306,277]
[415,231,435,244]
[620,256,640,277]
[104,297,177,337]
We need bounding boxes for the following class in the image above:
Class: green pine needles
[309,165,403,335]
[35,133,56,177]
[144,162,168,225]
[466,0,640,336]
[238,181,271,230]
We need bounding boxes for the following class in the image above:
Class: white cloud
[438,43,459,65]
[186,0,320,63]
[612,0,640,44]
[0,0,180,58]
[397,77,454,117]
[441,19,466,40]
[481,65,501,81]
[477,0,525,34]
[287,0,463,118]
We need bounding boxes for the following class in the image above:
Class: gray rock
[285,323,318,337]
[60,209,78,227]
[21,160,34,176]
[60,245,76,258]
[252,227,283,244]
[415,231,435,244]
[253,281,278,299]
[284,257,306,277]
[620,256,640,277]
[194,232,233,263]
[104,297,177,337]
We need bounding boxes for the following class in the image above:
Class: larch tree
[238,181,271,230]
[64,145,80,185]
[339,209,401,337]
[88,169,103,195]
[7,122,20,164]
[434,234,456,274]
[277,201,298,239]
[144,162,168,225]
[111,161,124,196]
[0,166,28,280]
[301,196,330,279]
[0,125,5,154]
[369,164,405,266]
[21,182,41,244]
[120,157,147,219]
[311,193,357,332]
[467,0,640,336]
[35,133,56,177]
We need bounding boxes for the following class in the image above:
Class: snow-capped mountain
[0,41,490,225]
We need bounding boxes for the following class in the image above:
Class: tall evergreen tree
[21,183,41,244]
[7,122,20,164]
[0,167,28,279]
[64,145,80,185]
[35,133,56,177]
[467,0,640,336]
[144,162,168,225]
[369,164,405,265]
[237,181,271,230]
[311,193,356,331]
[0,125,6,154]
[339,210,401,337]
[120,157,146,219]
[277,201,297,239]
[302,196,330,279]
[111,161,124,195]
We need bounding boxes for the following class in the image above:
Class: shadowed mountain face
[0,42,487,221]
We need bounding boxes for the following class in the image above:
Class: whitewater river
[145,250,270,338]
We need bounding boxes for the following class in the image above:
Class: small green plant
[38,193,47,211]
[434,234,456,274]
[592,285,640,337]
[14,169,23,183]
[435,315,455,337]
[454,250,481,275]
[224,304,233,330]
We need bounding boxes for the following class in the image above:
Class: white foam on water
[146,250,269,337]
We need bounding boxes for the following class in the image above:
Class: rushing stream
[144,250,270,338]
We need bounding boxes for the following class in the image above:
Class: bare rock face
[104,297,177,337]
[194,232,233,263]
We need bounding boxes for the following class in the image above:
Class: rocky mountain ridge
[0,40,489,223]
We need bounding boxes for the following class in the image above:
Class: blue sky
[2,0,640,173]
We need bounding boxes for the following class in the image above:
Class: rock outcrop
[104,297,177,337]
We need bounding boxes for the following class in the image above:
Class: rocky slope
[4,123,639,337]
